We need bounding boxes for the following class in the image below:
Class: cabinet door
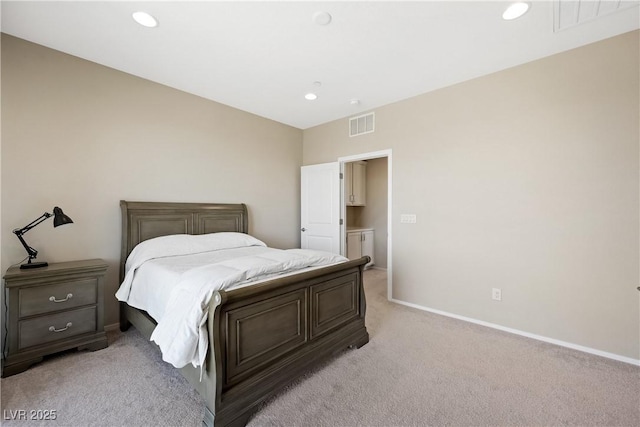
[344,163,354,206]
[351,162,367,206]
[361,230,374,267]
[346,232,362,260]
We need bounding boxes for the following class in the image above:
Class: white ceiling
[2,1,639,129]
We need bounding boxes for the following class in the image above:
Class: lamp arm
[13,231,38,258]
[12,212,53,262]
[13,212,52,235]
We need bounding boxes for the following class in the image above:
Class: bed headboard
[119,201,248,281]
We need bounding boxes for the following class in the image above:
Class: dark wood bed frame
[119,201,369,427]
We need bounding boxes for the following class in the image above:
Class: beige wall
[1,35,303,327]
[304,31,640,360]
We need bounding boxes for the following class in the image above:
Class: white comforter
[115,233,347,370]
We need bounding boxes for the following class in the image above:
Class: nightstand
[2,259,108,377]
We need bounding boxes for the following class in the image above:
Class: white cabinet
[361,230,374,267]
[346,228,374,269]
[346,232,362,260]
[344,161,367,206]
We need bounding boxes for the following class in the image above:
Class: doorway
[339,150,392,299]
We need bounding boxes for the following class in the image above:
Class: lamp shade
[52,207,73,227]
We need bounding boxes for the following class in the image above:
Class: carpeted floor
[2,269,638,426]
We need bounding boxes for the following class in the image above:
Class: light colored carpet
[2,269,638,426]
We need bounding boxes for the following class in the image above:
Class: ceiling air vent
[349,112,375,137]
[554,0,639,32]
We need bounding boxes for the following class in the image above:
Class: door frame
[338,149,393,300]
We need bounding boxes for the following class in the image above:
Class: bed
[118,201,370,427]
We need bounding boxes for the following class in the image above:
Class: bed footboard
[208,256,370,427]
[121,257,370,427]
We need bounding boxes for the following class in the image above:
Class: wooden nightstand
[2,259,108,377]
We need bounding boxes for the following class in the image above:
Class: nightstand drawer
[19,279,98,317]
[18,306,97,350]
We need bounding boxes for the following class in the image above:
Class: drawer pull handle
[49,322,72,333]
[49,293,73,303]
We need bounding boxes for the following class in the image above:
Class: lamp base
[20,261,48,270]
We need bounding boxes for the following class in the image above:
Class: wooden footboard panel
[211,257,370,427]
[224,288,308,387]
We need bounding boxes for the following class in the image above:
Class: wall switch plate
[400,214,417,224]
[492,288,502,301]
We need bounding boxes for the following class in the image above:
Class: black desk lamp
[13,206,73,269]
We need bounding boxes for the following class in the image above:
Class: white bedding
[122,246,272,321]
[115,233,347,370]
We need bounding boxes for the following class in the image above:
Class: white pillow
[126,232,266,272]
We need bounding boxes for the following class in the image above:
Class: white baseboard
[390,298,640,367]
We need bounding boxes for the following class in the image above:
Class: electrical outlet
[492,288,502,301]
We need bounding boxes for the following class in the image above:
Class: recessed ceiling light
[132,11,158,28]
[305,93,318,101]
[312,11,332,26]
[502,2,530,20]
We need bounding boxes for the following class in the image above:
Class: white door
[301,162,341,254]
